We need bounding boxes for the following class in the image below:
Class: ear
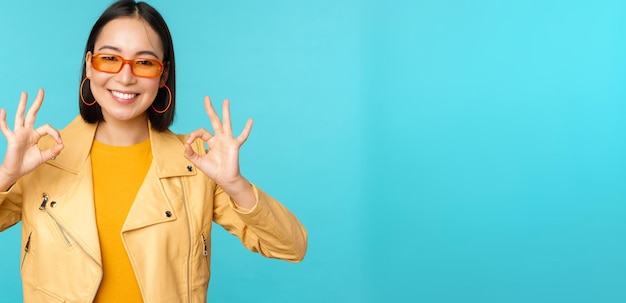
[85,52,93,78]
[160,62,169,87]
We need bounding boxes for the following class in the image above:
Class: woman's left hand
[184,97,255,206]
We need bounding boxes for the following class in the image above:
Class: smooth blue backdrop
[1,0,625,302]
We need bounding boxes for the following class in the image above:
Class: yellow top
[91,139,152,303]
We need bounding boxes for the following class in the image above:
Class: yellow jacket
[0,116,307,302]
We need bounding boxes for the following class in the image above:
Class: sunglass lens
[132,60,161,77]
[94,55,122,73]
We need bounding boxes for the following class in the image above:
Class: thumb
[183,143,200,163]
[41,143,64,162]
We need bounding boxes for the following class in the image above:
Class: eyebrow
[97,45,160,59]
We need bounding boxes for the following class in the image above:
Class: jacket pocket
[201,233,210,272]
[20,231,32,271]
[36,287,66,302]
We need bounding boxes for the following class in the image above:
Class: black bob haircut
[79,0,176,132]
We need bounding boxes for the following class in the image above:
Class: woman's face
[85,17,166,125]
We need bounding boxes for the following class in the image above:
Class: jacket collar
[48,116,196,178]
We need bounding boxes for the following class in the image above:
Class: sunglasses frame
[91,53,164,78]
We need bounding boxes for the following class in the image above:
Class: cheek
[142,80,162,96]
[88,74,110,92]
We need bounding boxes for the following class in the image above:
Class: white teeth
[111,90,137,100]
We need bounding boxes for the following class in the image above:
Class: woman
[0,1,307,302]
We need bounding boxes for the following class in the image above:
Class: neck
[95,116,150,146]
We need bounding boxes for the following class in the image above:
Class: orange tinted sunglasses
[91,53,164,78]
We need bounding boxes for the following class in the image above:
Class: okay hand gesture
[0,89,64,190]
[184,96,253,189]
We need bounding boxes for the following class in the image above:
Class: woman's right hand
[0,89,64,191]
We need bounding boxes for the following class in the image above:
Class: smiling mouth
[110,90,138,100]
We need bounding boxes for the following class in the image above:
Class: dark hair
[79,0,175,132]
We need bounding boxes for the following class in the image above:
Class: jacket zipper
[201,233,208,257]
[38,193,48,210]
[39,194,72,248]
[179,178,192,303]
[39,193,103,302]
[54,221,72,247]
[201,233,209,272]
[21,231,32,270]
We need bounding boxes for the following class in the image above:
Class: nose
[116,62,137,85]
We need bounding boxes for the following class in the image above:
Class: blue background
[1,0,625,302]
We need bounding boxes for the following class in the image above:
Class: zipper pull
[202,234,208,256]
[39,193,49,210]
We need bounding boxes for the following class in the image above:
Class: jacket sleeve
[212,183,308,262]
[0,180,23,232]
[182,135,308,262]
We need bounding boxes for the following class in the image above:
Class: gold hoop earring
[80,78,97,106]
[152,85,172,114]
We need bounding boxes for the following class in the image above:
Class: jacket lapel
[121,126,197,232]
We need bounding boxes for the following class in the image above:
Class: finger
[0,108,10,137]
[204,96,223,134]
[186,128,213,144]
[35,124,63,144]
[24,89,45,127]
[222,99,232,135]
[14,92,28,128]
[237,118,254,144]
[183,142,199,161]
[41,143,64,162]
